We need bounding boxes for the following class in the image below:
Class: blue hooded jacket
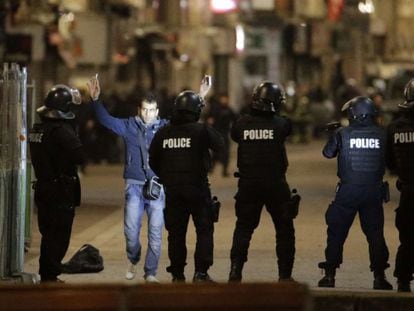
[91,100,167,183]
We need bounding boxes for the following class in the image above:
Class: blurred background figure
[307,83,335,139]
[157,87,175,121]
[369,90,385,127]
[283,82,312,144]
[206,93,236,177]
[334,78,364,121]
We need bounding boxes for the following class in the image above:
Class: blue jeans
[124,183,165,277]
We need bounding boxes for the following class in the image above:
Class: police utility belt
[32,175,77,190]
[335,181,390,203]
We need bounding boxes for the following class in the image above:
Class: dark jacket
[386,113,414,183]
[231,112,291,181]
[149,115,223,186]
[29,119,86,206]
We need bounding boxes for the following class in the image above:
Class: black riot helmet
[251,82,286,114]
[174,90,205,117]
[399,78,414,110]
[341,96,377,122]
[37,84,81,120]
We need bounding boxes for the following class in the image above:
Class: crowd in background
[75,76,401,174]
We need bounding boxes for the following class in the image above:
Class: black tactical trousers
[324,183,390,271]
[230,179,295,278]
[36,194,75,281]
[394,184,414,281]
[164,185,214,275]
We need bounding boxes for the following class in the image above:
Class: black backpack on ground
[61,244,104,274]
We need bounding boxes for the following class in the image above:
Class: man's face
[139,101,158,124]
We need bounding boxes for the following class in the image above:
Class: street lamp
[358,0,375,14]
[210,0,237,14]
[235,24,245,53]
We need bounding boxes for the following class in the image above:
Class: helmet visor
[341,99,352,111]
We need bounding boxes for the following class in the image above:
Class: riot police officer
[149,90,223,282]
[29,85,85,282]
[318,96,392,290]
[386,79,414,292]
[228,82,296,282]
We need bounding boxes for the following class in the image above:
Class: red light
[211,0,237,13]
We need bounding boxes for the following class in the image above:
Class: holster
[55,175,77,209]
[382,181,390,203]
[34,175,77,209]
[282,189,301,219]
[211,196,221,223]
[143,177,162,200]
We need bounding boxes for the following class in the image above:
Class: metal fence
[0,63,28,279]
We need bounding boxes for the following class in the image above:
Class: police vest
[338,126,385,184]
[156,123,209,186]
[29,121,81,205]
[236,116,288,180]
[390,120,414,183]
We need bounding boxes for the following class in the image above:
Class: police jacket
[386,113,414,184]
[323,119,385,185]
[92,100,167,183]
[231,111,291,181]
[149,114,224,187]
[29,118,86,206]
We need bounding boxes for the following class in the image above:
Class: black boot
[397,279,411,292]
[167,266,186,283]
[279,270,295,282]
[373,271,393,290]
[172,273,186,283]
[228,262,244,283]
[193,272,215,283]
[318,262,336,288]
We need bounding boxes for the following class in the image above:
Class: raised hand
[199,75,212,99]
[86,74,101,101]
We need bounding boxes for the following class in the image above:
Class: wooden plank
[0,283,310,311]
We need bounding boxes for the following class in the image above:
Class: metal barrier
[0,63,35,282]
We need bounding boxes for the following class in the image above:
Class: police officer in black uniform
[318,96,392,290]
[386,79,414,292]
[29,85,85,282]
[149,90,223,282]
[228,82,296,282]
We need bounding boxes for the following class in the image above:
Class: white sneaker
[145,275,160,283]
[125,263,137,280]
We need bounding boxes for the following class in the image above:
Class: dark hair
[138,92,158,107]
